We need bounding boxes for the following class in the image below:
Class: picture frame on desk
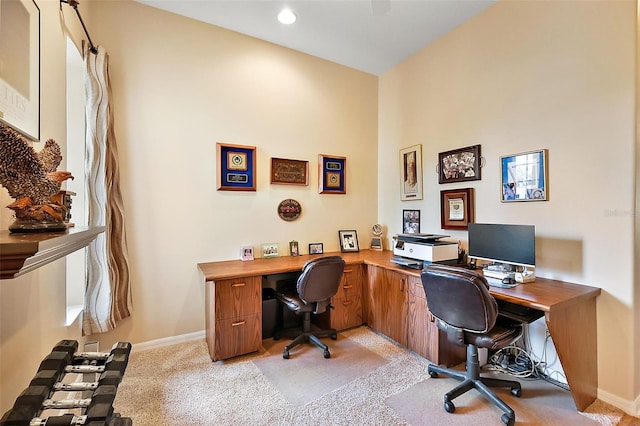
[440,188,474,230]
[261,243,280,258]
[338,230,359,252]
[309,242,324,255]
[289,240,299,256]
[216,143,256,191]
[240,246,254,261]
[500,149,548,202]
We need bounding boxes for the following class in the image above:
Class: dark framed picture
[402,209,420,234]
[309,242,324,255]
[289,240,299,256]
[500,149,548,202]
[440,188,474,230]
[318,154,346,194]
[270,157,309,185]
[338,230,359,253]
[0,0,40,141]
[438,144,481,184]
[217,143,256,191]
[400,144,423,201]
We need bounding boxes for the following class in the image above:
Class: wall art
[270,157,309,185]
[400,144,423,200]
[500,149,548,202]
[438,144,481,184]
[402,209,420,234]
[318,154,346,194]
[440,188,474,230]
[216,143,256,191]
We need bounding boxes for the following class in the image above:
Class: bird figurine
[0,122,74,232]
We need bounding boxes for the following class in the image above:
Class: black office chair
[274,255,345,359]
[421,264,523,426]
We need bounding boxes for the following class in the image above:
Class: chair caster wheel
[511,387,522,397]
[429,371,439,378]
[323,350,331,359]
[501,413,515,426]
[330,333,337,340]
[283,350,290,359]
[444,400,455,413]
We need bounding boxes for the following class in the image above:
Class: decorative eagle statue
[0,122,74,230]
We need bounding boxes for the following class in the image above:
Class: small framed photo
[400,144,423,201]
[438,144,481,184]
[338,230,359,253]
[216,143,257,191]
[402,209,420,234]
[318,154,346,194]
[289,240,299,256]
[500,149,548,202]
[240,246,254,261]
[309,243,324,255]
[261,243,280,258]
[271,158,309,185]
[440,188,474,230]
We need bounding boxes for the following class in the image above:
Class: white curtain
[83,45,132,335]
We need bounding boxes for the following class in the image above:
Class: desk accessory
[261,243,280,258]
[309,242,324,254]
[371,224,383,250]
[289,240,299,256]
[339,230,359,252]
[240,246,254,261]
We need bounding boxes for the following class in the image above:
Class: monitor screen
[468,223,535,268]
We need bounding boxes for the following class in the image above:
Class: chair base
[427,344,521,426]
[274,311,337,359]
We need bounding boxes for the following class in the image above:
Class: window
[65,38,87,326]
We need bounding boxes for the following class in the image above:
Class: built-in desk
[198,249,600,412]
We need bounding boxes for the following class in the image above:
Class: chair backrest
[297,256,345,305]
[420,264,498,333]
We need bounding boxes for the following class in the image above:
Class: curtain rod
[60,0,98,54]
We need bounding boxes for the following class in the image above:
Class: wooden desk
[198,249,600,411]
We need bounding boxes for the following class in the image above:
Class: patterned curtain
[82,45,132,335]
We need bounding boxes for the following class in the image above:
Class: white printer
[391,233,459,269]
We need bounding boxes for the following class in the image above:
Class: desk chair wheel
[283,350,290,359]
[443,398,455,413]
[323,350,331,359]
[511,385,522,397]
[501,413,515,426]
[330,333,337,340]
[429,370,439,379]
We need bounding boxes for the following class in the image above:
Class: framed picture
[270,157,309,185]
[289,240,299,256]
[0,0,40,141]
[500,149,548,202]
[240,246,254,261]
[309,242,324,255]
[216,143,256,191]
[400,145,423,201]
[438,144,481,184]
[338,230,359,253]
[261,243,280,258]
[402,209,420,234]
[318,154,346,194]
[440,188,474,230]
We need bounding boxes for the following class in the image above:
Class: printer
[391,233,459,269]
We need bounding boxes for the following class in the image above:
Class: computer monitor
[467,223,535,269]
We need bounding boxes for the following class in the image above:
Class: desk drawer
[214,277,261,320]
[334,265,363,300]
[213,313,261,360]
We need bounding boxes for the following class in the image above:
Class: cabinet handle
[342,300,353,306]
[343,285,353,289]
[429,314,435,322]
[231,283,246,288]
[344,269,352,273]
[401,278,406,292]
[415,282,423,288]
[231,321,246,327]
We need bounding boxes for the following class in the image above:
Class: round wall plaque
[277,199,302,221]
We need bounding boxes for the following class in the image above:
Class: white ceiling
[134,0,497,75]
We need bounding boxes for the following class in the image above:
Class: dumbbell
[29,414,85,426]
[39,384,117,422]
[0,386,50,425]
[72,342,132,365]
[31,370,123,393]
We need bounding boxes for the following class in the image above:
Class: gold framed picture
[440,188,474,230]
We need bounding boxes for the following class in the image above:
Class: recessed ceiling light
[277,8,296,25]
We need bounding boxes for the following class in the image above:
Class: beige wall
[378,0,637,412]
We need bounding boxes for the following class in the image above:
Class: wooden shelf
[0,226,105,279]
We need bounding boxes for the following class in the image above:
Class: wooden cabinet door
[214,277,261,320]
[214,313,261,361]
[365,266,408,346]
[316,264,364,331]
[406,275,438,361]
[365,265,386,333]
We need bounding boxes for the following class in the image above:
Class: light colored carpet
[113,326,624,425]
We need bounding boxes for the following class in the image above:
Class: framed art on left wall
[217,143,256,191]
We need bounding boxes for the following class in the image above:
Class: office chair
[421,264,523,426]
[274,255,345,359]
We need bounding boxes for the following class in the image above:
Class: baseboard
[132,330,205,353]
[598,387,640,417]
